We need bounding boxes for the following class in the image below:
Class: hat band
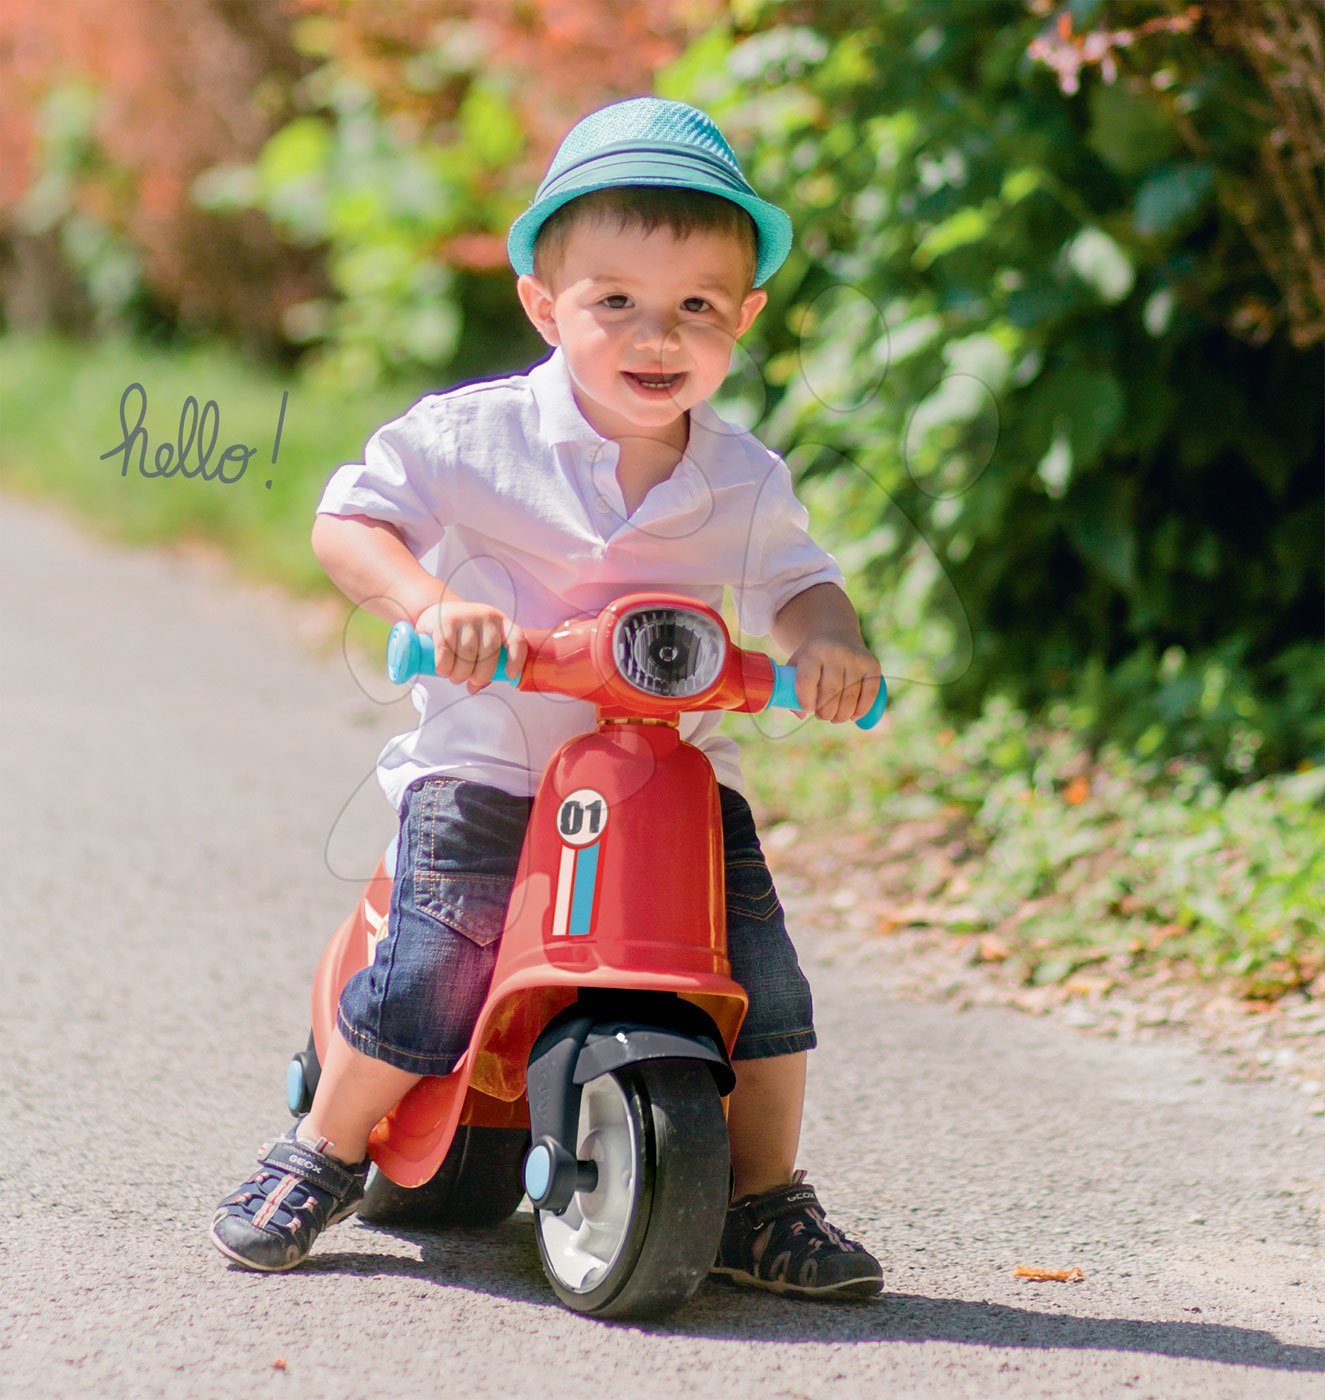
[536,140,756,203]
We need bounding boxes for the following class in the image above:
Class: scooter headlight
[612,605,727,699]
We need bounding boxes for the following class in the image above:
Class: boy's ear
[517,274,560,346]
[734,287,769,339]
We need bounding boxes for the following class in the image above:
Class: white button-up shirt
[316,349,843,809]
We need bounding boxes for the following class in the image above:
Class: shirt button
[589,447,601,463]
[596,496,610,512]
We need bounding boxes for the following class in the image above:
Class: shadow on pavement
[300,1216,552,1307]
[293,1220,1324,1374]
[660,1289,1325,1374]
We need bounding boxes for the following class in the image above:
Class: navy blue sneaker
[210,1124,369,1272]
[710,1171,884,1300]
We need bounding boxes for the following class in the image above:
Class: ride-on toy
[284,592,886,1318]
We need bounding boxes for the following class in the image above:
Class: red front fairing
[310,721,749,1187]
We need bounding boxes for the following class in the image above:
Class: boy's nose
[632,316,681,353]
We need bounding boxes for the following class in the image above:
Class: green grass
[6,331,1321,1002]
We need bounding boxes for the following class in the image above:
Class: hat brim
[507,149,792,287]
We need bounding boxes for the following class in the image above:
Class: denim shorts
[336,775,816,1075]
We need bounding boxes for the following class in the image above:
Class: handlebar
[387,621,887,731]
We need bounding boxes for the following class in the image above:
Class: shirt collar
[682,398,727,473]
[527,348,609,449]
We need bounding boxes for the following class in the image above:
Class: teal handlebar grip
[765,662,888,731]
[386,621,519,686]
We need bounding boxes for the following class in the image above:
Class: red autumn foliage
[286,0,724,269]
[291,0,719,153]
[0,0,721,343]
[0,0,329,346]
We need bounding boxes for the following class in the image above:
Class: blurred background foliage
[0,0,1320,787]
[676,0,1323,785]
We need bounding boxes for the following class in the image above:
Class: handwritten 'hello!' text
[99,382,288,488]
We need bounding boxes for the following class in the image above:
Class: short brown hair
[532,187,758,290]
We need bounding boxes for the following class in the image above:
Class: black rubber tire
[533,1061,730,1320]
[358,1125,531,1227]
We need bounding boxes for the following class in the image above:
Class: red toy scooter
[284,592,885,1318]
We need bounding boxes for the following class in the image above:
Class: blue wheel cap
[523,1143,552,1200]
[285,1059,306,1115]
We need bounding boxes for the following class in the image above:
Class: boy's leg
[717,785,882,1299]
[727,1050,806,1198]
[300,1026,422,1165]
[211,1031,420,1272]
[212,777,529,1273]
[718,1049,882,1300]
[210,1030,425,1274]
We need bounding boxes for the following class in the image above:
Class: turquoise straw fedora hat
[507,97,793,287]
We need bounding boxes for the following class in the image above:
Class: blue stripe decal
[568,841,599,936]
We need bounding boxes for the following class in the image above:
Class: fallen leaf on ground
[1147,922,1187,950]
[1014,1265,1085,1282]
[1064,972,1114,998]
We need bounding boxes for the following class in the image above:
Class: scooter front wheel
[534,1061,730,1319]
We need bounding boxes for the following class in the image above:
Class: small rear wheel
[358,1125,530,1228]
[534,1061,729,1319]
[285,1032,320,1117]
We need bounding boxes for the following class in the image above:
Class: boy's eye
[601,294,631,309]
[682,297,712,313]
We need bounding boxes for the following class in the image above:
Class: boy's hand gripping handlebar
[762,659,886,730]
[387,623,522,688]
[387,597,886,731]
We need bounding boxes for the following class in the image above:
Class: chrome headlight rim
[611,604,728,700]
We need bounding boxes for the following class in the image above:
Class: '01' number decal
[556,788,608,846]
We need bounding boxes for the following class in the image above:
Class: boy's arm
[311,513,444,624]
[770,581,882,725]
[311,512,527,683]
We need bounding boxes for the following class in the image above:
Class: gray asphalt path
[2,493,1322,1400]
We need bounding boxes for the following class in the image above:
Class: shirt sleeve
[315,397,451,559]
[732,452,845,639]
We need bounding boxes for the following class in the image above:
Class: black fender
[573,1020,734,1096]
[523,992,734,1213]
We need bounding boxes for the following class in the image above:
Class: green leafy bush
[738,686,1325,998]
[667,0,1324,781]
[195,66,525,388]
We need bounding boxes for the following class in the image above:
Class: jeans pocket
[403,778,523,948]
[725,858,780,924]
[411,872,513,948]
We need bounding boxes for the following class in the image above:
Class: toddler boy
[212,97,884,1300]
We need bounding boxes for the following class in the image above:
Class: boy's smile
[517,219,767,455]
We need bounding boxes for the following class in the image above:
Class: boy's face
[517,215,768,444]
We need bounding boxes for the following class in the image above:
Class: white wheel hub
[538,1073,638,1292]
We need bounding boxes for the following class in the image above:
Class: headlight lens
[612,606,727,698]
